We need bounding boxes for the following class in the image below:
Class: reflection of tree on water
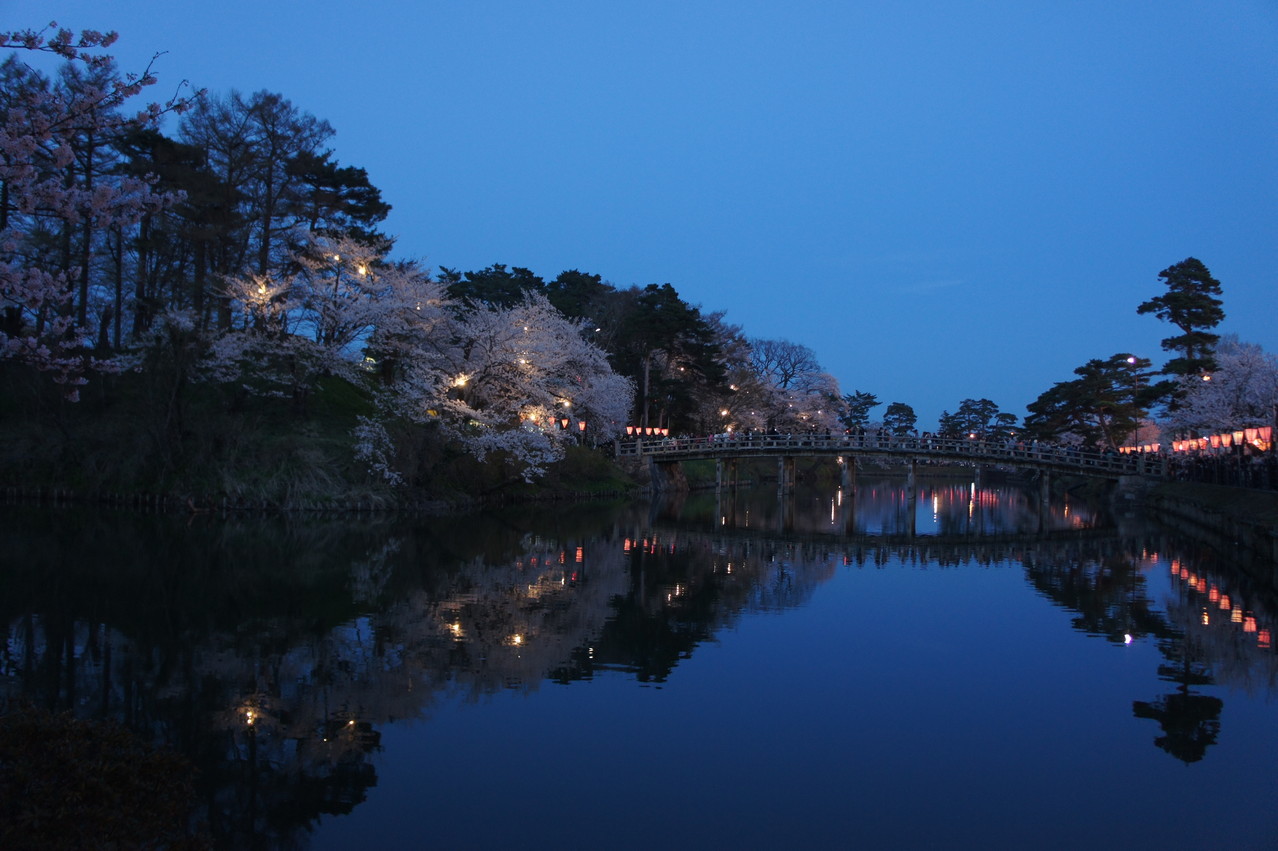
[1018,533,1277,765]
[3,498,1277,843]
[1128,555,1278,764]
[1132,641,1223,764]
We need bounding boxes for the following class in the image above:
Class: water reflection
[696,474,1099,538]
[1,479,1275,846]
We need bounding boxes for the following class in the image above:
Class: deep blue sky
[12,1,1277,427]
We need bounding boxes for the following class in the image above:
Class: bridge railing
[615,433,1163,477]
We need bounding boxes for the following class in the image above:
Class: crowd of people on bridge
[624,426,1277,491]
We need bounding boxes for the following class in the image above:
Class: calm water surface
[2,476,1276,849]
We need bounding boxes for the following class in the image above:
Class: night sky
[12,1,1277,427]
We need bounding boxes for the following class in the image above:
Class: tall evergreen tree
[1137,258,1225,404]
[1024,353,1154,450]
[882,402,917,436]
[839,390,878,431]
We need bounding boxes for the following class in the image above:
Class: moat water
[2,476,1275,849]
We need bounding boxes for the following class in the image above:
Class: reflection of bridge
[618,433,1165,492]
[654,520,1138,571]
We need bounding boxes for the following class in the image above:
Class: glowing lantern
[1259,427,1272,441]
[1233,430,1246,444]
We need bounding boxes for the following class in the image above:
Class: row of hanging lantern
[626,426,669,437]
[1169,426,1272,454]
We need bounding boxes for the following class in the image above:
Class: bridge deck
[616,433,1163,479]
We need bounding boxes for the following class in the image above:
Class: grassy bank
[0,366,638,509]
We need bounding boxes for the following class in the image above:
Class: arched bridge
[616,432,1165,490]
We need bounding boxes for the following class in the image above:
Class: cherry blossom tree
[747,337,843,431]
[0,22,197,395]
[1163,335,1278,436]
[424,294,633,479]
[208,235,436,405]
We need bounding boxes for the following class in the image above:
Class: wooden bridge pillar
[778,456,796,494]
[906,459,917,538]
[1038,470,1051,534]
[715,457,739,492]
[839,456,855,491]
[649,458,686,493]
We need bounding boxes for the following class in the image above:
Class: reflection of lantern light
[1243,616,1257,633]
[1259,629,1272,649]
[1232,607,1243,624]
[1219,595,1231,611]
[1209,586,1219,602]
[1201,612,1210,625]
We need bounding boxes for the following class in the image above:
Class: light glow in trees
[424,294,632,479]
